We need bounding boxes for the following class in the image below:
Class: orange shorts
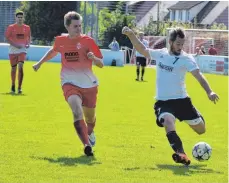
[9,53,26,67]
[62,83,98,108]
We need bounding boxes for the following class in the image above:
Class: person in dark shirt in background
[208,44,217,55]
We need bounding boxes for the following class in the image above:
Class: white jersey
[136,39,149,57]
[148,48,199,101]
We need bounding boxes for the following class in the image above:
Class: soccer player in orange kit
[5,11,31,94]
[33,11,104,156]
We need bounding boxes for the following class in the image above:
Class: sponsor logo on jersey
[16,34,24,39]
[64,52,79,62]
[158,62,174,72]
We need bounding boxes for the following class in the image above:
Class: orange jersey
[5,23,31,54]
[53,35,103,88]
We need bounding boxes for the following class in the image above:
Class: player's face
[67,19,82,36]
[170,36,184,56]
[16,15,24,24]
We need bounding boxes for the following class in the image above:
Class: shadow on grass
[124,167,141,171]
[0,92,27,96]
[135,80,148,83]
[124,164,223,176]
[31,155,101,167]
[155,164,223,176]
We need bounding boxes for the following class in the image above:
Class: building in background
[168,1,228,28]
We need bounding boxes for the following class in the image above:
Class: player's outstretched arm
[122,26,150,59]
[191,69,219,104]
[87,52,104,68]
[33,48,58,71]
[130,48,136,62]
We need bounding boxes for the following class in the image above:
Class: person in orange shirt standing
[32,11,103,156]
[5,11,31,94]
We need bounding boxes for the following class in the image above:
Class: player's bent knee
[198,128,206,135]
[85,117,96,124]
[157,113,175,127]
[186,117,206,135]
[73,110,83,121]
[83,107,96,124]
[194,126,206,135]
[68,95,82,107]
[163,118,175,129]
[198,123,206,134]
[72,105,83,121]
[67,95,83,121]
[84,111,95,123]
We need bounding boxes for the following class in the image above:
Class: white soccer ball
[192,142,212,161]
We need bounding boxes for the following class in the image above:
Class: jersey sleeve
[148,48,163,60]
[53,36,60,52]
[185,55,199,72]
[28,26,31,37]
[88,38,103,59]
[27,26,31,44]
[5,26,12,40]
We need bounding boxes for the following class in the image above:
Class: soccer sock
[136,68,140,78]
[74,120,89,145]
[18,67,24,89]
[166,131,185,153]
[11,68,16,86]
[87,118,96,135]
[141,67,145,78]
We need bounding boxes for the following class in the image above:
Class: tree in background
[17,1,79,44]
[98,2,136,48]
[210,22,227,30]
[80,2,97,37]
[142,17,227,37]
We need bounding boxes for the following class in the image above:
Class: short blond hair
[64,11,82,27]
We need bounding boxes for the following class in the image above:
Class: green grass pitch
[0,60,228,183]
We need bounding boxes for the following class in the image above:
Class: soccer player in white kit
[122,26,219,165]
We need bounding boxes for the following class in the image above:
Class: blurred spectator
[108,37,120,51]
[195,47,204,55]
[200,46,206,54]
[208,44,217,55]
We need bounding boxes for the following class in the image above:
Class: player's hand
[87,52,95,60]
[208,91,219,104]
[122,26,134,36]
[33,63,41,72]
[25,44,30,49]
